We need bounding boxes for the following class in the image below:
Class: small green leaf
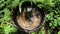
[58,31,60,34]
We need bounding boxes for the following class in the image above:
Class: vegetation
[0,0,60,34]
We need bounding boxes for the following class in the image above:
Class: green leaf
[58,31,60,34]
[36,0,45,3]
[45,0,55,6]
[49,23,52,27]
[11,0,20,8]
[3,8,11,16]
[31,32,36,34]
[53,19,58,26]
[0,3,5,9]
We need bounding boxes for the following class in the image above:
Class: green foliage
[0,8,17,34]
[0,0,60,34]
[58,31,60,34]
[1,23,17,34]
[31,32,36,34]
